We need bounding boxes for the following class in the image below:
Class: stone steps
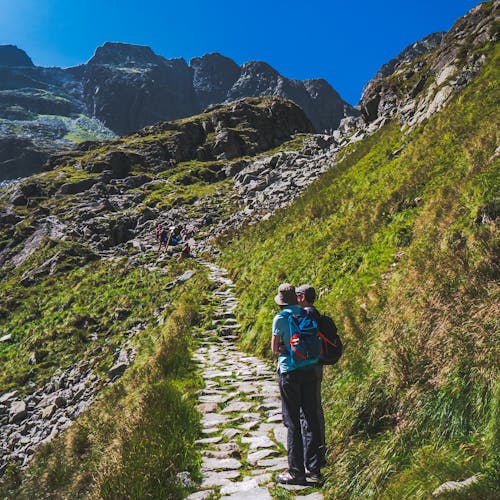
[186,262,323,499]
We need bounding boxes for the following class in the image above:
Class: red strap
[290,334,307,360]
[318,331,337,348]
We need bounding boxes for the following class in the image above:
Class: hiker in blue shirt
[272,283,323,485]
[296,284,327,471]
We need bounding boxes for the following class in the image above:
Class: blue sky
[0,0,481,104]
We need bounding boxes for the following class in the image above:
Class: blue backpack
[279,310,321,367]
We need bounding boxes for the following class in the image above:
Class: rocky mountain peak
[358,0,498,128]
[373,32,445,80]
[87,42,165,66]
[190,53,241,109]
[0,45,34,67]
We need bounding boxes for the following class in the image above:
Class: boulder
[9,401,27,424]
[59,178,98,195]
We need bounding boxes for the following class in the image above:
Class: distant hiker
[296,284,326,470]
[156,224,169,253]
[166,226,180,248]
[181,224,197,240]
[272,283,323,485]
[177,241,191,261]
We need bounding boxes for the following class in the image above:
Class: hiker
[296,284,327,470]
[156,224,169,253]
[271,283,323,485]
[166,226,180,248]
[177,241,191,261]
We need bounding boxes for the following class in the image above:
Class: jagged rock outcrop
[0,137,50,179]
[373,32,446,80]
[226,61,354,132]
[0,45,34,67]
[83,43,198,135]
[191,53,241,109]
[359,1,498,129]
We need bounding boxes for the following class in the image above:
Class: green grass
[0,274,210,499]
[219,43,500,498]
[0,239,195,394]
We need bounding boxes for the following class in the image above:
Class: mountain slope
[220,32,499,499]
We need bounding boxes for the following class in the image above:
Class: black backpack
[316,314,343,365]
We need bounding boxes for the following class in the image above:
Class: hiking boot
[307,471,323,483]
[276,471,307,485]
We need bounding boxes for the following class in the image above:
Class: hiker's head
[274,283,297,307]
[296,284,316,305]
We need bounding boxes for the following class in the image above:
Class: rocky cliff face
[0,45,34,67]
[81,43,355,134]
[83,43,198,135]
[358,1,498,129]
[0,42,354,179]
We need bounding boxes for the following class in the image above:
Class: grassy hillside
[219,44,499,498]
[1,271,210,499]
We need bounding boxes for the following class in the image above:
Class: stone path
[187,262,323,499]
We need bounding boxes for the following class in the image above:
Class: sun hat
[274,283,298,306]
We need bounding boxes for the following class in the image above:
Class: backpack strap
[317,330,338,348]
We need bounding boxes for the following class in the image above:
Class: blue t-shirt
[273,305,318,374]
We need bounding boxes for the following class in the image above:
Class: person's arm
[272,314,287,356]
[272,334,282,356]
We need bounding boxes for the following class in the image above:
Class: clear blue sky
[0,0,481,104]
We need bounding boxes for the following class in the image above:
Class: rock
[59,178,98,195]
[41,405,56,419]
[9,401,27,424]
[432,474,482,496]
[0,391,18,404]
[53,396,67,408]
[221,488,272,500]
[202,457,242,471]
[0,334,12,343]
[108,362,129,379]
[0,45,34,67]
[175,471,195,488]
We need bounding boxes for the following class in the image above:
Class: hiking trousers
[279,367,322,476]
[301,363,326,467]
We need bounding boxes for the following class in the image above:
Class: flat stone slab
[241,435,276,449]
[240,420,259,431]
[235,382,259,394]
[202,413,229,427]
[185,491,214,500]
[201,470,241,488]
[222,428,241,438]
[198,394,232,404]
[220,473,273,495]
[222,401,254,413]
[273,425,287,449]
[202,457,242,471]
[247,448,278,465]
[256,456,288,469]
[196,402,218,413]
[267,413,282,423]
[195,436,223,444]
[221,487,272,500]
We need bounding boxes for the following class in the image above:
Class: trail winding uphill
[187,262,323,499]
